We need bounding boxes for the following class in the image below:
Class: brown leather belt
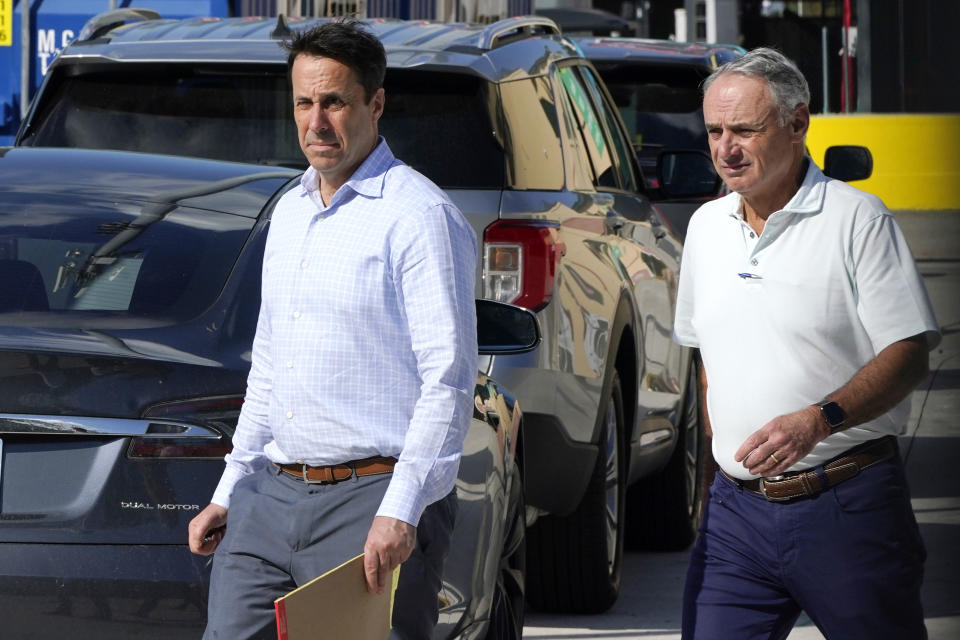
[276,456,397,484]
[722,436,897,502]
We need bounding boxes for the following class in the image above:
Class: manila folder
[274,553,398,640]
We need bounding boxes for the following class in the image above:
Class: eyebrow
[704,116,772,130]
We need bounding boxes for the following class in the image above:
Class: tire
[484,460,525,640]
[526,373,625,614]
[625,358,704,551]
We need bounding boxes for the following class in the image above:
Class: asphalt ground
[524,211,960,639]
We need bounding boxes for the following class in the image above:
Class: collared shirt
[212,139,478,525]
[674,161,939,480]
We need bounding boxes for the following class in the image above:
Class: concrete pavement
[524,211,960,639]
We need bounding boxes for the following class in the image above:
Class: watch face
[820,401,846,426]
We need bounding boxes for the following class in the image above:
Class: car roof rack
[479,16,560,50]
[76,8,162,42]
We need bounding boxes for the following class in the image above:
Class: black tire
[484,460,526,640]
[526,373,625,614]
[625,358,703,551]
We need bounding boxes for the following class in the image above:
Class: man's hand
[188,503,228,555]
[363,516,416,594]
[735,405,830,477]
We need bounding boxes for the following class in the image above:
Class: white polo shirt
[674,161,940,479]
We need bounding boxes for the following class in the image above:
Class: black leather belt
[721,436,897,502]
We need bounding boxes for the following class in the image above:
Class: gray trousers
[203,464,456,640]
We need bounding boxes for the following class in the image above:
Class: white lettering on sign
[36,28,75,75]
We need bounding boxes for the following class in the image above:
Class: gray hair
[703,47,810,126]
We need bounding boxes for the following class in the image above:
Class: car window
[498,76,564,191]
[577,66,639,193]
[556,66,617,190]
[22,65,507,190]
[0,196,254,325]
[592,62,708,152]
[21,64,304,169]
[379,70,505,190]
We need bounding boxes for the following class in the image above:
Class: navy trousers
[683,445,927,640]
[203,465,456,640]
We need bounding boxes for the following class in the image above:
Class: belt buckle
[299,463,315,484]
[759,475,791,502]
[299,463,334,484]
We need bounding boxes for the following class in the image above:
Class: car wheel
[484,460,525,640]
[526,373,625,614]
[626,358,703,550]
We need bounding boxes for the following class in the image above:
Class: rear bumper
[0,543,209,638]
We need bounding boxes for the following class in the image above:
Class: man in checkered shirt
[189,20,477,640]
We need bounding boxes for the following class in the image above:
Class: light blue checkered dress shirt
[212,139,478,526]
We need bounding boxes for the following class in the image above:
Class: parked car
[16,12,716,614]
[0,146,539,639]
[535,8,634,36]
[572,37,744,238]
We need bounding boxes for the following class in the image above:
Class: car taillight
[482,220,563,312]
[129,395,243,459]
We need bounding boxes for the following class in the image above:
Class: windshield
[0,194,254,326]
[22,64,303,169]
[21,64,505,189]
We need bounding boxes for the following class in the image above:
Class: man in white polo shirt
[674,47,939,639]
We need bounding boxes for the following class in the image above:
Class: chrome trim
[479,16,561,49]
[0,414,221,437]
[638,428,672,448]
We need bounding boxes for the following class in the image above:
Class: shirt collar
[725,159,828,221]
[299,136,395,205]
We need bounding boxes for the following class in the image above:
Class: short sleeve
[673,227,700,348]
[852,213,940,353]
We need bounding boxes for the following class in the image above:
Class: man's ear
[791,104,810,140]
[371,87,385,122]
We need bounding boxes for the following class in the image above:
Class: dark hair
[282,20,386,103]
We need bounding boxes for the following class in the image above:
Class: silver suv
[17,11,711,614]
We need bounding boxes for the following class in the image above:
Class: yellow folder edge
[274,553,401,627]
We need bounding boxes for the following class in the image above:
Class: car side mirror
[656,151,722,199]
[823,145,873,182]
[476,300,541,355]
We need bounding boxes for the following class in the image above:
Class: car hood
[0,147,300,217]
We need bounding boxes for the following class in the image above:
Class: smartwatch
[815,400,847,434]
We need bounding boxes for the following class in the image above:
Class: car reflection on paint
[0,146,538,640]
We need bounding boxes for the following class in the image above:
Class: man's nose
[308,104,328,132]
[716,131,739,158]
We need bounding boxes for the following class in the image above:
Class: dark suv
[16,11,710,614]
[573,37,745,237]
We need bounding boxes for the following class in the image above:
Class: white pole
[673,8,687,42]
[705,0,716,43]
[20,0,30,119]
[821,26,829,113]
